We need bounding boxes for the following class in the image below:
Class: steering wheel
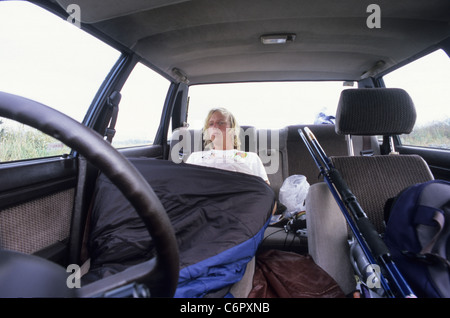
[0,91,179,297]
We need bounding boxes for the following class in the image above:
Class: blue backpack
[384,180,450,298]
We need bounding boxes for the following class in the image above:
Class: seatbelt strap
[105,91,121,143]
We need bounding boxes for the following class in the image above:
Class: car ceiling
[50,0,450,85]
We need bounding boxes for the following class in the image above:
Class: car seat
[305,88,434,295]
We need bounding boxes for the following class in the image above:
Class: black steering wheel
[0,91,179,297]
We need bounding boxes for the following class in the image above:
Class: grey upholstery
[286,124,348,185]
[336,88,417,155]
[305,182,356,295]
[333,88,434,232]
[331,155,433,233]
[168,128,203,163]
[168,125,257,163]
[336,88,416,136]
[258,127,288,197]
[240,126,258,153]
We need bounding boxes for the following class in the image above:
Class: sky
[0,1,120,123]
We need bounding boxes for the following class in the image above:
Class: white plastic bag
[279,175,310,215]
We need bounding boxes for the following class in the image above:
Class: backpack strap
[412,207,450,268]
[420,210,445,255]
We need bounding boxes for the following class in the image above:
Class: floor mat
[249,249,345,298]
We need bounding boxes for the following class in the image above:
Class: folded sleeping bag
[83,158,275,298]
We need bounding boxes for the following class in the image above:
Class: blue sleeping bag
[83,158,275,297]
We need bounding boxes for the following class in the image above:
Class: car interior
[0,0,449,299]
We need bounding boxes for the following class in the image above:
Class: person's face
[207,111,234,149]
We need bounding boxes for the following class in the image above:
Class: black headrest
[335,88,416,136]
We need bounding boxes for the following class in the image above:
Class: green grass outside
[0,119,448,162]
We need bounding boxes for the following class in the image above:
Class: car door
[0,2,173,268]
[0,1,121,265]
[380,48,450,181]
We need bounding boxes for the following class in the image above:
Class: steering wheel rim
[0,91,179,297]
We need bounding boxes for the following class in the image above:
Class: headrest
[335,88,416,136]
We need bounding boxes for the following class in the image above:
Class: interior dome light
[260,34,296,45]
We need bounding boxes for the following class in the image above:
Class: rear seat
[286,124,348,185]
[168,128,203,163]
[168,125,257,163]
[168,124,379,254]
[259,125,348,253]
[257,127,288,198]
[256,125,370,194]
[168,124,374,195]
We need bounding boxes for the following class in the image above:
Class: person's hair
[203,107,241,150]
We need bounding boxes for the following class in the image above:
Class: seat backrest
[168,128,203,163]
[331,155,433,233]
[333,88,434,233]
[257,128,288,197]
[286,124,348,185]
[168,125,257,163]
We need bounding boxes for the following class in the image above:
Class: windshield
[187,81,355,130]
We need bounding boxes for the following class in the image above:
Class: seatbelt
[105,91,121,143]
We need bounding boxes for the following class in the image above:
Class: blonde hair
[203,107,241,150]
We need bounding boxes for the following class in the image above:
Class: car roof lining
[51,0,450,84]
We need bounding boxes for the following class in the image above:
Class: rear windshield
[187,81,355,129]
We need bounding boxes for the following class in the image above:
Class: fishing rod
[299,127,416,298]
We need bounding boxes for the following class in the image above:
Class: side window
[383,49,450,149]
[112,63,170,148]
[0,1,120,162]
